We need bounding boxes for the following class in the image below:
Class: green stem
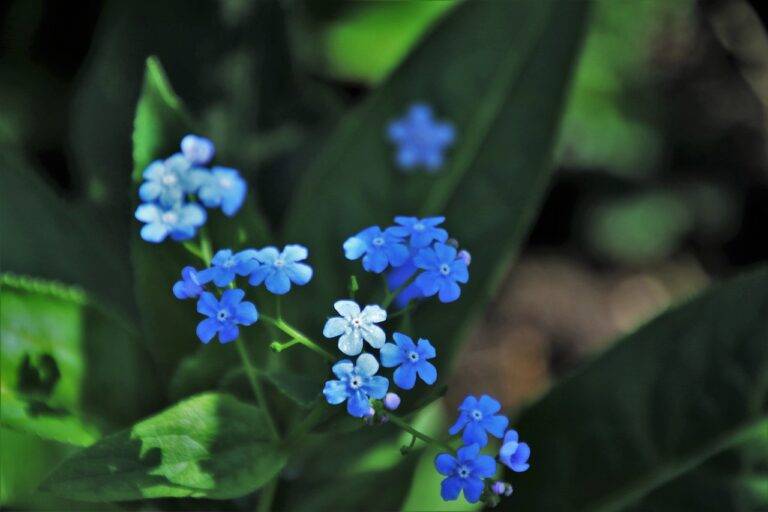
[235,338,280,441]
[270,338,301,353]
[257,477,278,512]
[386,412,453,452]
[381,274,417,309]
[261,314,336,362]
[389,302,417,319]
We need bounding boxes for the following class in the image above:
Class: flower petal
[478,394,502,414]
[462,477,484,503]
[364,375,388,399]
[322,317,348,338]
[256,246,280,264]
[220,288,245,308]
[334,300,361,318]
[434,453,457,476]
[361,324,386,349]
[393,364,417,390]
[346,389,370,417]
[343,236,367,260]
[235,301,258,325]
[219,323,239,343]
[361,305,386,323]
[417,361,437,385]
[323,380,348,405]
[438,279,461,303]
[140,222,169,243]
[379,343,403,368]
[331,360,354,380]
[355,353,379,376]
[265,269,291,295]
[281,244,308,262]
[285,262,313,285]
[338,331,363,356]
[196,318,219,344]
[440,477,462,501]
[196,292,219,317]
[417,338,436,359]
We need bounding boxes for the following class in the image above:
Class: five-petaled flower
[198,166,247,217]
[449,394,509,447]
[173,266,210,299]
[499,429,530,473]
[323,300,387,356]
[343,226,409,274]
[389,216,448,248]
[380,332,437,389]
[139,154,205,207]
[181,134,215,165]
[135,201,207,243]
[434,444,496,503]
[249,245,313,295]
[195,289,258,344]
[202,249,259,287]
[414,242,469,302]
[387,103,455,172]
[323,353,389,417]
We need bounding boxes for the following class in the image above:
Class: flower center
[372,237,385,247]
[439,263,451,276]
[413,223,425,232]
[222,258,235,269]
[161,211,178,225]
[470,409,483,421]
[216,309,229,322]
[274,258,285,268]
[349,375,363,389]
[457,465,471,479]
[351,316,362,328]
[408,351,420,362]
[219,176,233,189]
[162,173,178,185]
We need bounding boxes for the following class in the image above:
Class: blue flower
[343,226,409,274]
[135,201,207,243]
[198,166,247,217]
[387,103,455,172]
[389,216,448,248]
[434,444,496,503]
[181,134,215,165]
[138,153,206,206]
[173,266,211,299]
[385,257,424,308]
[499,430,530,473]
[200,249,259,287]
[195,289,258,344]
[449,395,509,447]
[323,353,389,417]
[380,332,437,390]
[323,300,387,356]
[249,245,313,295]
[413,242,469,303]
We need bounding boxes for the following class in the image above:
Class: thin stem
[199,228,213,264]
[386,412,453,452]
[261,314,336,362]
[275,296,282,320]
[389,302,417,319]
[381,274,417,309]
[270,338,300,353]
[257,477,278,512]
[235,338,280,441]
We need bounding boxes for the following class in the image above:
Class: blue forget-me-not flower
[181,134,215,165]
[198,166,247,217]
[139,154,206,206]
[389,216,448,248]
[196,289,258,344]
[249,245,313,295]
[414,242,469,303]
[343,226,409,274]
[434,444,496,503]
[173,266,210,299]
[387,104,455,172]
[201,249,259,287]
[135,201,207,243]
[449,394,509,447]
[323,353,389,417]
[499,429,530,473]
[323,300,387,356]
[380,332,437,390]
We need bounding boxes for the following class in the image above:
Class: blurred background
[1,0,767,509]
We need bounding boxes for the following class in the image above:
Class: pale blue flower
[389,216,448,248]
[323,353,389,417]
[198,166,247,217]
[448,394,509,447]
[387,104,455,172]
[414,242,469,303]
[249,245,313,295]
[322,300,387,356]
[499,429,530,473]
[181,134,215,165]
[135,201,206,243]
[343,226,409,274]
[200,249,260,287]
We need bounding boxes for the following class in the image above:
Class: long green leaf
[43,393,286,501]
[510,267,768,511]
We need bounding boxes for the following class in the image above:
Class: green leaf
[0,274,158,445]
[511,266,768,511]
[43,392,287,501]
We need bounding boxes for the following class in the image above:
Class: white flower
[322,300,387,356]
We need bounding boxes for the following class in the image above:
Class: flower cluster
[135,135,247,243]
[435,394,531,504]
[387,103,455,172]
[344,216,470,304]
[172,245,313,343]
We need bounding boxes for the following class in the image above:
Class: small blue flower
[323,353,389,417]
[449,395,509,447]
[181,134,215,165]
[434,444,496,503]
[389,216,448,248]
[380,332,437,390]
[343,226,409,274]
[499,430,530,473]
[173,266,211,299]
[196,289,258,344]
[249,245,313,295]
[200,249,259,287]
[135,201,207,243]
[413,242,469,303]
[198,166,247,217]
[322,300,387,356]
[139,154,207,206]
[387,103,455,172]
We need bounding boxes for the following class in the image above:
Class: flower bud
[492,481,507,496]
[383,392,401,411]
[181,134,215,165]
[458,249,471,266]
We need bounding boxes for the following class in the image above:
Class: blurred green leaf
[43,392,286,501]
[512,266,768,511]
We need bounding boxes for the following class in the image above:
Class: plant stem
[261,314,336,362]
[235,337,280,441]
[257,477,278,512]
[385,412,453,452]
[381,274,417,309]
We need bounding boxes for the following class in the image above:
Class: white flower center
[351,316,362,328]
[222,258,235,269]
[216,309,229,322]
[413,223,426,232]
[408,351,420,362]
[372,237,385,247]
[349,375,363,389]
[161,211,179,225]
[470,409,483,421]
[274,258,285,268]
[458,465,471,479]
[439,263,451,276]
[162,173,178,185]
[219,176,233,189]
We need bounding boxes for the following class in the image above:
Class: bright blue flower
[195,289,258,344]
[387,104,455,172]
[323,353,389,417]
[322,300,387,356]
[198,166,247,217]
[389,216,448,248]
[343,226,409,274]
[380,332,437,390]
[413,242,469,303]
[499,430,530,473]
[249,245,313,295]
[139,153,207,206]
[200,249,259,287]
[173,266,211,299]
[449,395,509,447]
[181,134,215,165]
[434,444,496,503]
[135,201,206,243]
